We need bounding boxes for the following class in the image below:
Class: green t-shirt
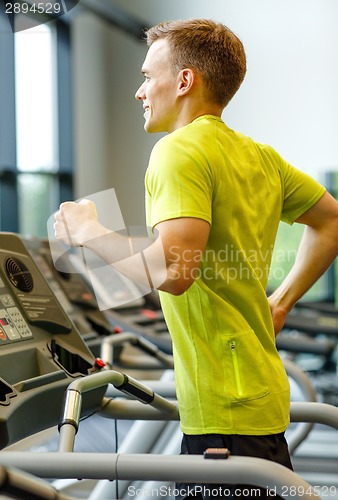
[145,115,326,435]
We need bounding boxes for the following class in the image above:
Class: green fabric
[145,115,326,435]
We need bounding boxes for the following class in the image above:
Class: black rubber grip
[115,374,154,404]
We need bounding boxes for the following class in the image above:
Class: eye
[141,72,150,82]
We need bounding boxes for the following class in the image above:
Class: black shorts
[176,432,293,499]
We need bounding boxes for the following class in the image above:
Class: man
[54,19,338,498]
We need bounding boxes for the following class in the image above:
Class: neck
[169,97,223,133]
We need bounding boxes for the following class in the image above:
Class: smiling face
[135,39,181,134]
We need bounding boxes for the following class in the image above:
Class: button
[94,358,106,369]
[141,309,158,320]
[0,327,6,341]
[0,295,15,307]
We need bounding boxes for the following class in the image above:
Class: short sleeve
[279,159,326,224]
[145,135,213,229]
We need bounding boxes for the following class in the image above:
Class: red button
[141,309,157,320]
[0,327,6,341]
[94,358,106,368]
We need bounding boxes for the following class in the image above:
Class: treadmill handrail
[0,452,320,499]
[0,464,73,500]
[290,401,338,430]
[283,358,317,454]
[58,370,179,451]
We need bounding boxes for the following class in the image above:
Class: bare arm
[54,200,210,295]
[149,217,210,295]
[268,191,338,335]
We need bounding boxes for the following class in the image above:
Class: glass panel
[14,22,58,172]
[18,174,59,238]
[268,222,328,301]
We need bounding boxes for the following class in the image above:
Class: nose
[135,81,145,101]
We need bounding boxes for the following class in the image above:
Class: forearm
[82,227,168,291]
[54,201,209,295]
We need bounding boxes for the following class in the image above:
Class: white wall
[73,12,159,226]
[73,0,338,226]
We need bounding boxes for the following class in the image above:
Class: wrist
[80,221,111,248]
[268,289,293,316]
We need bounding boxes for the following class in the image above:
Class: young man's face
[135,39,180,133]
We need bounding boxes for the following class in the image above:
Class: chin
[145,121,168,134]
[144,122,158,134]
[144,119,152,132]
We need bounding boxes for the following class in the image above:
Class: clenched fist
[53,199,102,247]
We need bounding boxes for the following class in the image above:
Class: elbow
[157,263,195,296]
[158,277,194,296]
[166,280,193,296]
[324,212,338,253]
[159,282,192,296]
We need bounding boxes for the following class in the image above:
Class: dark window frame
[0,12,73,234]
[0,10,18,231]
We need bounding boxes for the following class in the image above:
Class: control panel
[24,237,125,358]
[0,249,73,337]
[0,233,107,449]
[0,306,33,342]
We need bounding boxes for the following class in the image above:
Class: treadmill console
[0,233,107,449]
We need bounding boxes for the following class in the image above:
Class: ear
[177,68,196,96]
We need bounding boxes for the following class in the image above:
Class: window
[0,14,73,237]
[15,23,57,173]
[15,22,60,237]
[268,222,328,301]
[268,173,335,303]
